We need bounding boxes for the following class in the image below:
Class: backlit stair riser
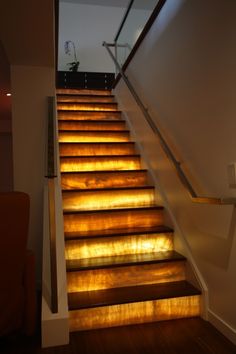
[57,103,117,111]
[61,171,148,190]
[60,156,141,172]
[62,188,155,211]
[67,261,186,293]
[69,296,201,331]
[65,233,174,260]
[63,208,164,234]
[58,111,122,120]
[57,96,114,103]
[57,89,112,95]
[58,131,130,143]
[58,121,126,131]
[59,143,136,157]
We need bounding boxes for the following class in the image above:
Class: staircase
[56,88,201,332]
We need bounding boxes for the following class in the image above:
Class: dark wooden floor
[0,318,235,354]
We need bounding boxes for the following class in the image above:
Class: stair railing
[45,96,58,313]
[103,41,236,206]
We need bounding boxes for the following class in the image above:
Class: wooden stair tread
[62,186,154,193]
[58,119,124,123]
[57,101,117,105]
[58,129,130,133]
[61,169,148,175]
[66,250,185,271]
[57,110,121,113]
[60,154,140,158]
[59,142,135,145]
[68,280,200,310]
[63,205,163,215]
[65,225,173,240]
[57,94,115,98]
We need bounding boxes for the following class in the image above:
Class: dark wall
[0,40,13,191]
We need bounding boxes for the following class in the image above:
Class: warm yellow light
[60,156,141,172]
[62,188,155,212]
[58,131,130,143]
[65,233,173,260]
[61,171,148,190]
[58,121,126,131]
[58,111,121,120]
[6,93,11,96]
[63,207,164,235]
[69,295,200,331]
[67,261,185,292]
[56,89,111,95]
[57,96,114,103]
[57,103,117,111]
[59,143,135,157]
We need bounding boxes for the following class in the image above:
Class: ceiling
[61,0,157,10]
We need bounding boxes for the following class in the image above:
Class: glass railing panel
[115,0,159,68]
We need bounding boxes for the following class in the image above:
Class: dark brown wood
[65,224,173,240]
[113,0,167,88]
[48,178,58,313]
[1,318,235,354]
[66,250,185,271]
[57,94,115,99]
[68,280,200,310]
[62,185,154,193]
[63,205,164,215]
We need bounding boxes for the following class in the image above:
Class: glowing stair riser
[61,171,149,190]
[62,188,155,211]
[67,261,186,293]
[57,103,117,111]
[69,296,201,331]
[58,121,126,131]
[59,143,136,157]
[57,96,114,103]
[56,89,112,95]
[58,131,130,143]
[65,233,174,260]
[63,208,164,234]
[58,111,121,120]
[60,156,141,172]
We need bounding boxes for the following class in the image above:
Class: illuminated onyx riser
[56,88,201,332]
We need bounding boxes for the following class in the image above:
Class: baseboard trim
[208,309,236,345]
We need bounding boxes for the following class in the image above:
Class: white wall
[58,2,125,72]
[115,0,236,344]
[11,65,55,283]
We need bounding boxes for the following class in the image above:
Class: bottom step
[69,281,201,331]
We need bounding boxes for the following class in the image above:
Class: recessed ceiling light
[6,93,11,96]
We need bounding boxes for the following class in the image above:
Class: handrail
[114,0,134,43]
[46,96,58,313]
[103,41,236,206]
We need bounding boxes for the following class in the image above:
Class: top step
[56,89,112,96]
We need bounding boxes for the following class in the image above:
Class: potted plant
[64,40,80,72]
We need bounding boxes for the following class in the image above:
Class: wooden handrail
[46,96,58,313]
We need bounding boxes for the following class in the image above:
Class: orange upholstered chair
[0,192,36,336]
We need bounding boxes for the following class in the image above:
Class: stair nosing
[62,186,154,193]
[57,94,115,98]
[61,169,148,175]
[63,205,164,215]
[57,110,121,113]
[58,119,124,123]
[66,250,186,272]
[65,225,174,240]
[68,280,201,311]
[59,142,135,145]
[60,154,140,158]
[58,129,129,133]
